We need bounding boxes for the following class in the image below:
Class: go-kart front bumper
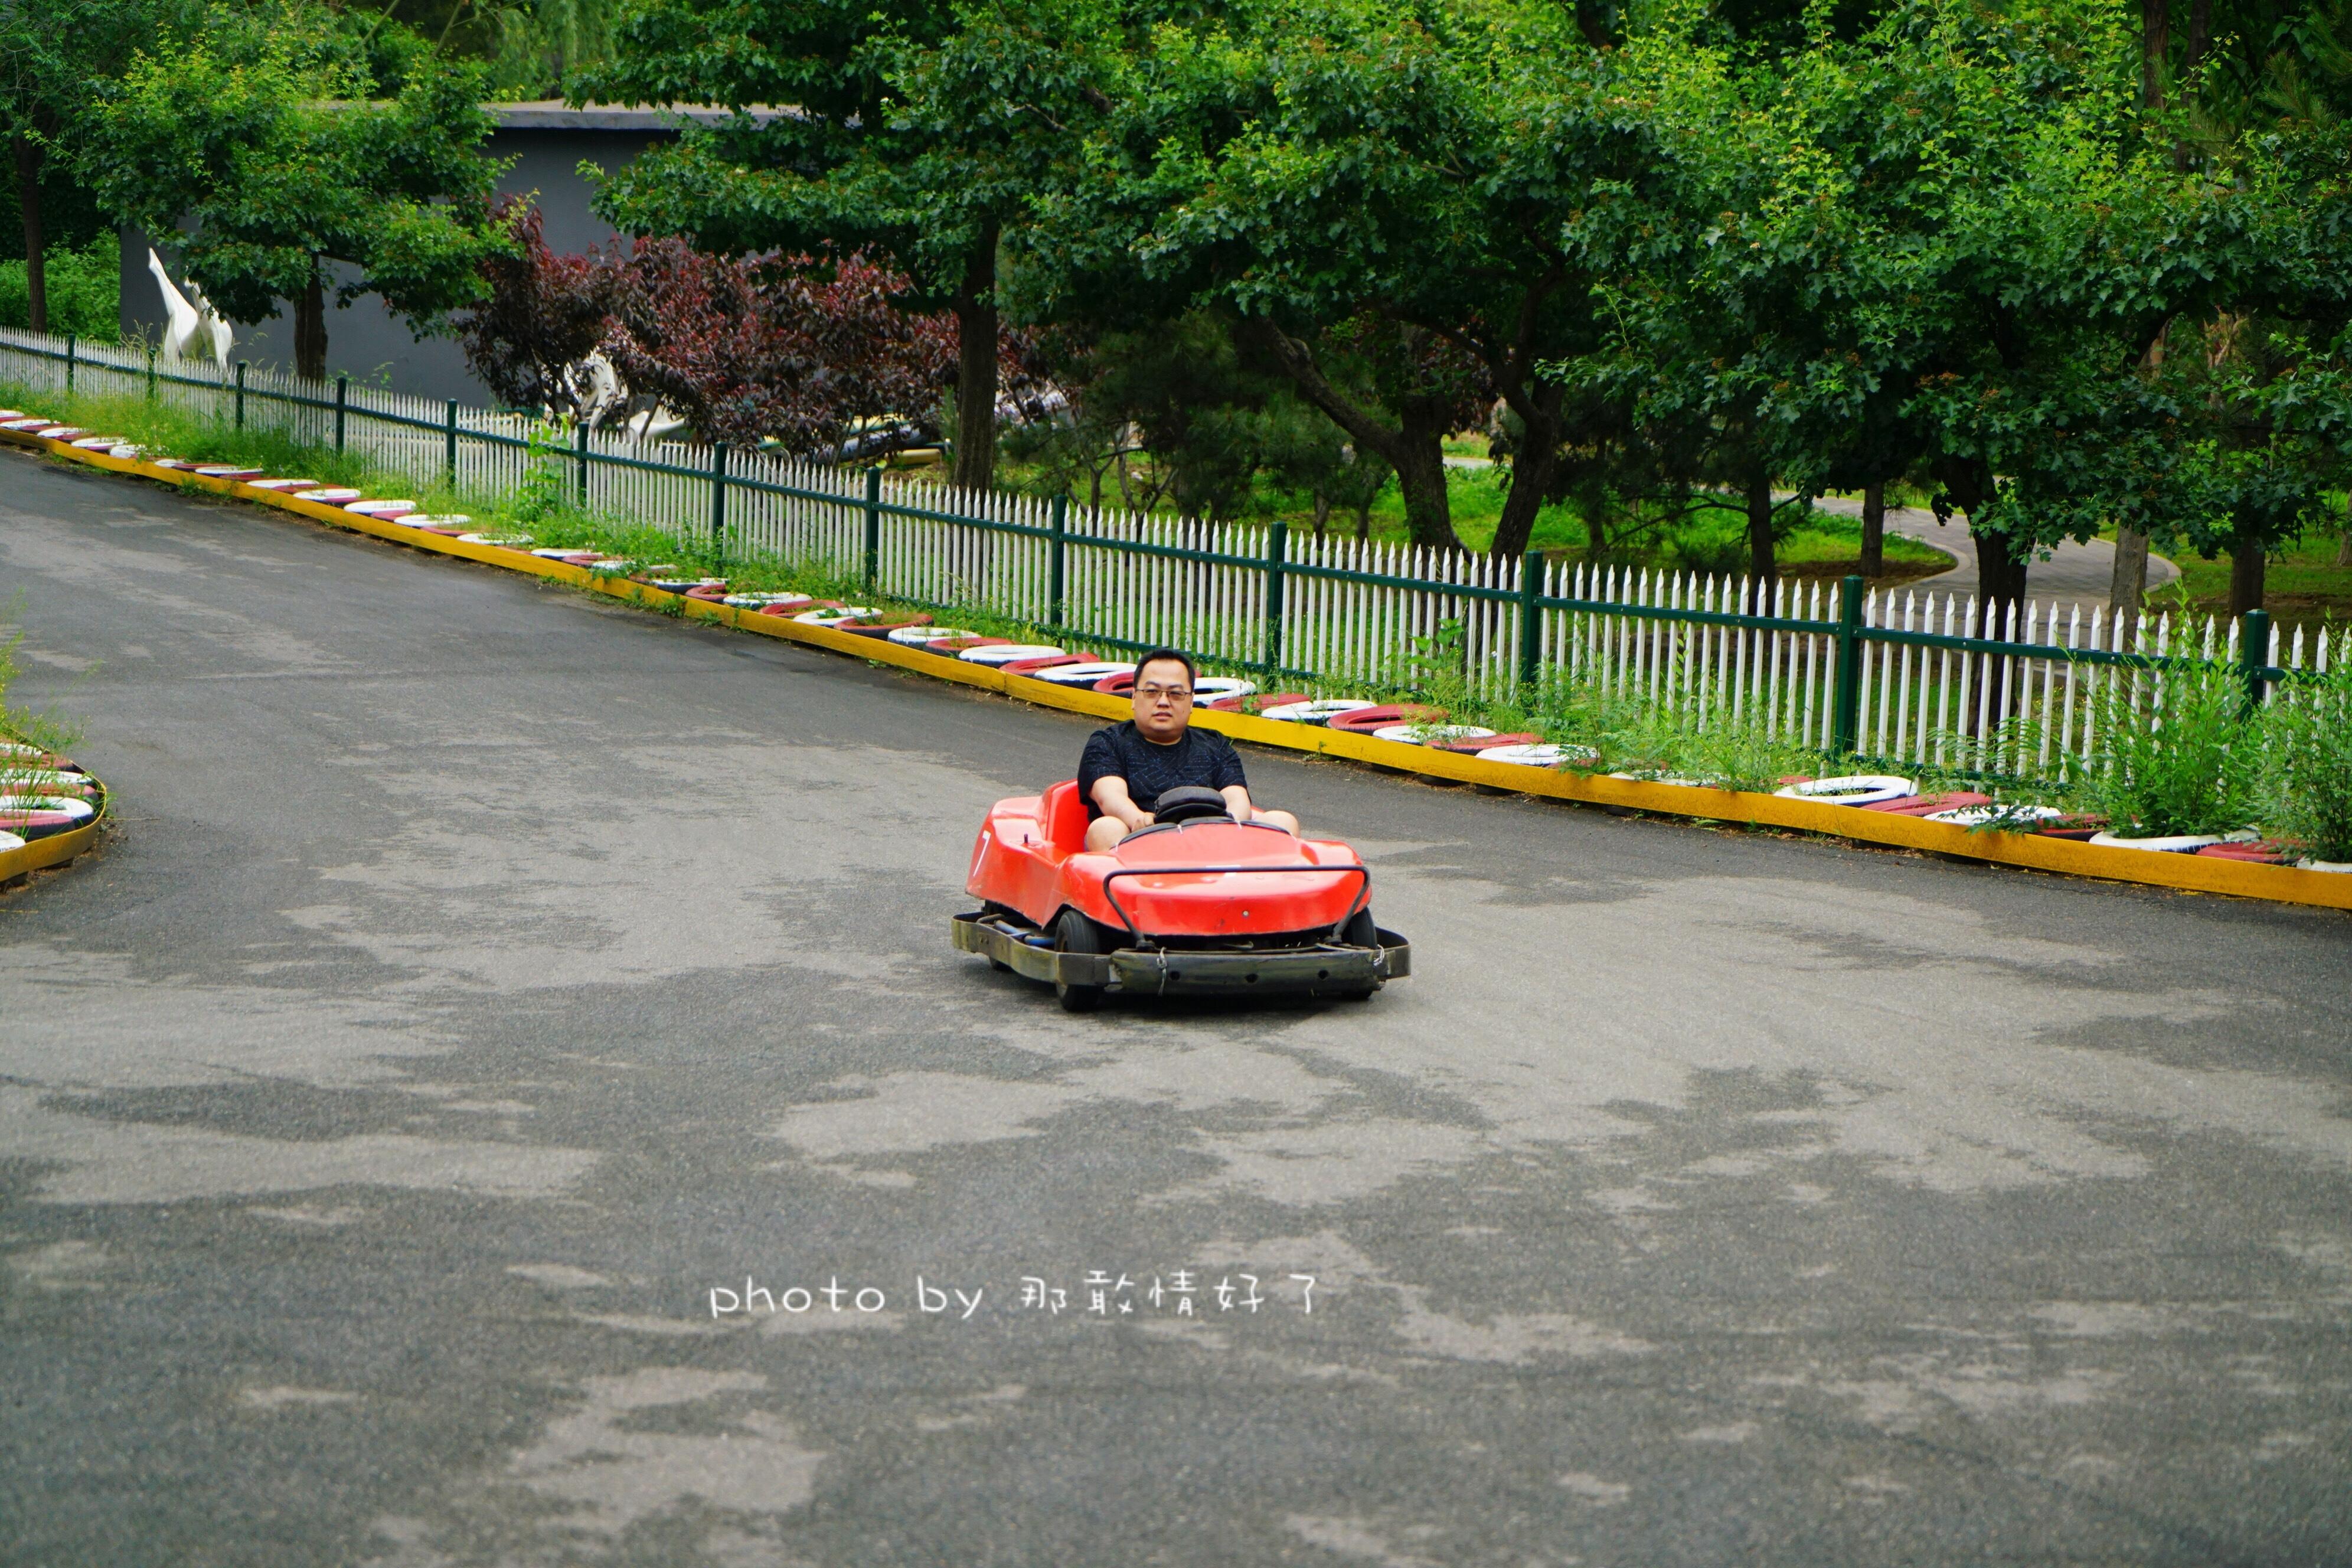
[952,911,1410,998]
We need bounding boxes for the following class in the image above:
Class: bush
[2084,665,2263,838]
[0,239,120,340]
[2260,662,2352,863]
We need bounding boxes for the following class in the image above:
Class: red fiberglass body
[953,780,1410,1008]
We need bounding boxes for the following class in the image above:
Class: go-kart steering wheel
[1151,786,1233,824]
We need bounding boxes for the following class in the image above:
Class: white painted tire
[1031,661,1137,686]
[393,514,470,529]
[795,606,880,626]
[1259,699,1378,724]
[344,499,416,517]
[73,436,127,449]
[0,829,22,852]
[1477,743,1596,767]
[0,741,55,762]
[1925,805,2067,827]
[1194,678,1258,700]
[458,533,531,546]
[2295,859,2352,873]
[891,624,971,643]
[1773,775,1916,806]
[959,644,1068,665]
[1371,723,1497,746]
[0,419,51,430]
[295,488,362,503]
[244,479,323,491]
[2088,831,2225,853]
[109,445,146,459]
[726,593,814,610]
[197,466,264,479]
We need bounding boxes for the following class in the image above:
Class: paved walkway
[4,450,2348,1566]
[1806,495,2178,614]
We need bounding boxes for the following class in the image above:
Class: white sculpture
[146,249,232,373]
[549,349,625,427]
[622,404,687,445]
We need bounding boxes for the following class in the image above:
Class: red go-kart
[953,782,1411,1011]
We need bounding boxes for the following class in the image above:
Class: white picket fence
[1,326,2330,778]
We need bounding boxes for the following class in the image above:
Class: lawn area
[2160,534,2352,645]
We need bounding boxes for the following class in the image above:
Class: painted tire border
[12,425,2349,914]
[0,783,103,884]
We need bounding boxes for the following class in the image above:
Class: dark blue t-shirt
[1078,721,1248,818]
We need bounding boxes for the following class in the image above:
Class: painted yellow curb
[18,428,2352,913]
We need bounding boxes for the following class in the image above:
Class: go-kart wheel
[1341,906,1378,948]
[1054,909,1110,1014]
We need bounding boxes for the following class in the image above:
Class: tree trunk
[1245,316,1461,553]
[2142,0,2167,110]
[1972,525,2030,730]
[1744,471,1776,615]
[1311,489,1329,538]
[1971,525,2028,638]
[15,136,44,335]
[1860,481,1885,577]
[2229,535,2266,617]
[293,267,328,381]
[2109,525,2151,644]
[1390,397,1458,554]
[950,220,1001,492]
[1487,384,1563,558]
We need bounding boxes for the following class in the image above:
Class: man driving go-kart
[952,642,1406,1009]
[1079,649,1301,851]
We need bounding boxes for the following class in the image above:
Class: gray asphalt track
[4,450,2350,1568]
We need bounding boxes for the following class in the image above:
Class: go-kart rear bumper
[952,912,1409,997]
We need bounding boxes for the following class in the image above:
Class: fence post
[235,361,247,429]
[1831,574,1866,756]
[334,374,347,452]
[2240,608,2273,717]
[444,400,458,487]
[1263,520,1289,674]
[862,465,882,591]
[1517,550,1544,688]
[146,342,156,400]
[574,420,590,506]
[1048,494,1067,632]
[64,334,75,391]
[710,442,728,572]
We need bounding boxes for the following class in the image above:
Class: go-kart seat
[1041,779,1088,852]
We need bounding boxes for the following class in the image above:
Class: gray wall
[120,116,680,406]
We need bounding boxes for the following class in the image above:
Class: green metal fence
[2,326,2330,779]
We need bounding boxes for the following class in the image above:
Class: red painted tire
[685,586,731,602]
[1442,731,1541,754]
[1001,655,1087,675]
[1207,690,1314,713]
[1864,791,1994,816]
[1092,671,1137,695]
[0,795,97,838]
[1327,704,1446,735]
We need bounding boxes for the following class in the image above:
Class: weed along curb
[12,423,2352,915]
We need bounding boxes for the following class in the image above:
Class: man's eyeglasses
[1136,684,1194,704]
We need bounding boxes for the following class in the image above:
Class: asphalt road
[4,452,2350,1568]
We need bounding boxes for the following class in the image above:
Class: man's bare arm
[1089,776,1153,832]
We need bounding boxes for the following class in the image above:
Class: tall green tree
[0,0,190,331]
[584,0,1111,490]
[94,17,508,378]
[1031,0,1655,556]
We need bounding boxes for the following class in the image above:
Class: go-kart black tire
[1341,907,1378,948]
[1054,909,1110,1014]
